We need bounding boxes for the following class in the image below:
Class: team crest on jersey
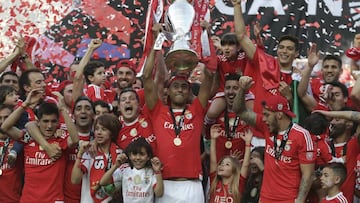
[229,118,235,127]
[185,111,192,119]
[139,118,148,128]
[284,144,291,151]
[306,152,314,160]
[130,128,137,137]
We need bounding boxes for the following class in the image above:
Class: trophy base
[165,49,199,73]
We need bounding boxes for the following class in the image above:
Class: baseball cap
[116,60,137,73]
[262,95,296,118]
[166,75,190,88]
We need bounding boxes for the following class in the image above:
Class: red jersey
[0,139,23,203]
[20,131,68,203]
[64,132,91,203]
[354,154,360,193]
[209,172,247,203]
[206,111,248,161]
[117,114,156,151]
[341,137,360,203]
[85,84,115,103]
[255,116,315,202]
[216,52,247,92]
[147,98,205,179]
[321,192,348,203]
[313,134,332,166]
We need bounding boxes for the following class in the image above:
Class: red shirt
[85,84,115,103]
[20,132,68,203]
[216,52,247,92]
[313,134,332,166]
[147,98,205,179]
[209,172,247,203]
[117,114,156,150]
[64,133,91,203]
[340,137,360,202]
[255,116,315,202]
[0,139,23,203]
[206,111,248,162]
[321,192,348,203]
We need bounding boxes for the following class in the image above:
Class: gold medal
[39,146,44,151]
[225,140,232,149]
[173,137,182,146]
[0,169,2,176]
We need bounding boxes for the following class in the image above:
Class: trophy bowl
[164,0,198,72]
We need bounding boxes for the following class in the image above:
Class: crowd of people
[1,0,360,203]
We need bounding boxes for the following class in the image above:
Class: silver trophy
[164,0,198,73]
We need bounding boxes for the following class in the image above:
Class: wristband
[21,103,29,109]
[154,171,162,175]
[245,144,252,147]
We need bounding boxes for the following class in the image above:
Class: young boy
[320,163,348,203]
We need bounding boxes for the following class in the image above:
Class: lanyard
[169,107,186,137]
[224,109,240,139]
[273,122,293,160]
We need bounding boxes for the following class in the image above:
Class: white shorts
[155,180,204,203]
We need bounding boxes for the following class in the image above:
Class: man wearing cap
[142,40,214,202]
[233,76,315,203]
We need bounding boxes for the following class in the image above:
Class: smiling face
[276,39,299,68]
[129,147,150,170]
[38,114,59,139]
[321,59,342,83]
[119,91,139,122]
[89,67,106,86]
[116,67,136,89]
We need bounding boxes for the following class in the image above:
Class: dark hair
[94,114,121,143]
[73,96,94,114]
[221,33,239,46]
[0,85,16,105]
[0,104,13,112]
[225,73,241,81]
[125,137,153,169]
[83,61,105,84]
[19,69,43,95]
[323,162,347,185]
[326,81,349,98]
[303,113,329,135]
[323,55,342,70]
[93,100,112,113]
[0,71,19,83]
[279,35,299,51]
[36,102,59,119]
[134,77,143,88]
[119,88,139,102]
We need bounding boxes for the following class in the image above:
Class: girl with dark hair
[100,137,164,203]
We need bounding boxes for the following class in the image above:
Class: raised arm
[297,44,319,111]
[209,124,222,173]
[0,36,24,73]
[233,0,256,60]
[197,65,214,108]
[99,153,128,186]
[143,24,163,110]
[1,88,43,139]
[240,128,252,178]
[151,156,164,197]
[232,76,257,126]
[72,39,102,100]
[71,140,91,184]
[54,92,79,147]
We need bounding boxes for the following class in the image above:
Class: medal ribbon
[169,107,186,137]
[224,108,240,140]
[273,122,293,160]
[0,138,10,169]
